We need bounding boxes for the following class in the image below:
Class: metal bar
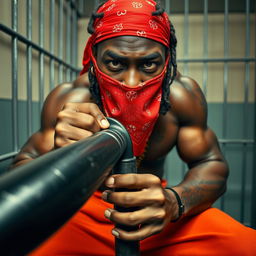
[39,0,45,111]
[26,0,32,136]
[11,0,18,152]
[165,0,170,15]
[203,0,208,96]
[0,119,138,256]
[221,0,229,212]
[0,24,79,72]
[251,21,256,229]
[71,6,77,80]
[66,1,71,81]
[240,0,251,224]
[70,0,83,18]
[80,0,85,17]
[183,0,189,75]
[94,0,99,9]
[58,0,64,83]
[74,6,79,76]
[50,0,55,89]
[177,57,256,63]
[252,0,256,230]
[0,152,18,161]
[218,139,254,144]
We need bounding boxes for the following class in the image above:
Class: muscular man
[11,0,256,255]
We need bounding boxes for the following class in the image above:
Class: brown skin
[11,36,229,241]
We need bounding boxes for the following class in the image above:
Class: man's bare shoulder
[169,71,207,127]
[41,73,91,129]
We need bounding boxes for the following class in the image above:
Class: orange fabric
[30,191,256,256]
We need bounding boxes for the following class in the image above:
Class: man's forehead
[96,36,166,54]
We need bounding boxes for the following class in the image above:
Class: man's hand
[54,102,109,148]
[102,174,179,241]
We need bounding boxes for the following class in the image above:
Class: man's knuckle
[88,102,98,113]
[123,193,133,206]
[156,191,165,204]
[86,115,96,128]
[55,123,64,135]
[57,110,66,120]
[64,102,73,109]
[148,175,161,185]
[127,213,138,224]
[129,174,138,186]
[155,209,166,220]
[55,137,64,147]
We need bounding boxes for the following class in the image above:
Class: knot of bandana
[81,0,171,74]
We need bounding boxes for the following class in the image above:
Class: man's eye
[106,60,123,71]
[142,62,157,72]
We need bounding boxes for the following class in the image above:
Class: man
[11,0,256,255]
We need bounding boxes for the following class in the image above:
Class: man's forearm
[10,153,36,170]
[173,160,229,217]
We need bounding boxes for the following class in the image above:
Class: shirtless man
[11,1,256,255]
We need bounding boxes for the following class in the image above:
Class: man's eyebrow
[140,52,163,61]
[104,50,127,61]
[103,50,163,61]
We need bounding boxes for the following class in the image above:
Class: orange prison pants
[30,191,256,256]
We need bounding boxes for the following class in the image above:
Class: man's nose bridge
[123,67,140,87]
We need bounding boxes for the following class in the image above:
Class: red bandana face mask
[91,55,168,156]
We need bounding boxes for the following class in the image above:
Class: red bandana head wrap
[80,0,171,156]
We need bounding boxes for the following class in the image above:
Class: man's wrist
[166,187,185,222]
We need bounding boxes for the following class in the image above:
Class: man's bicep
[176,125,224,168]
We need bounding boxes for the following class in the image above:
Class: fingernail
[104,209,111,219]
[102,191,108,201]
[106,177,115,186]
[101,119,109,127]
[112,229,119,238]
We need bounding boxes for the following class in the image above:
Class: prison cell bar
[203,0,208,97]
[72,4,77,80]
[50,0,55,90]
[220,0,229,213]
[39,0,45,110]
[66,0,72,81]
[0,118,139,256]
[253,61,256,229]
[11,0,18,153]
[252,1,256,229]
[240,0,251,224]
[58,0,64,84]
[27,0,33,137]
